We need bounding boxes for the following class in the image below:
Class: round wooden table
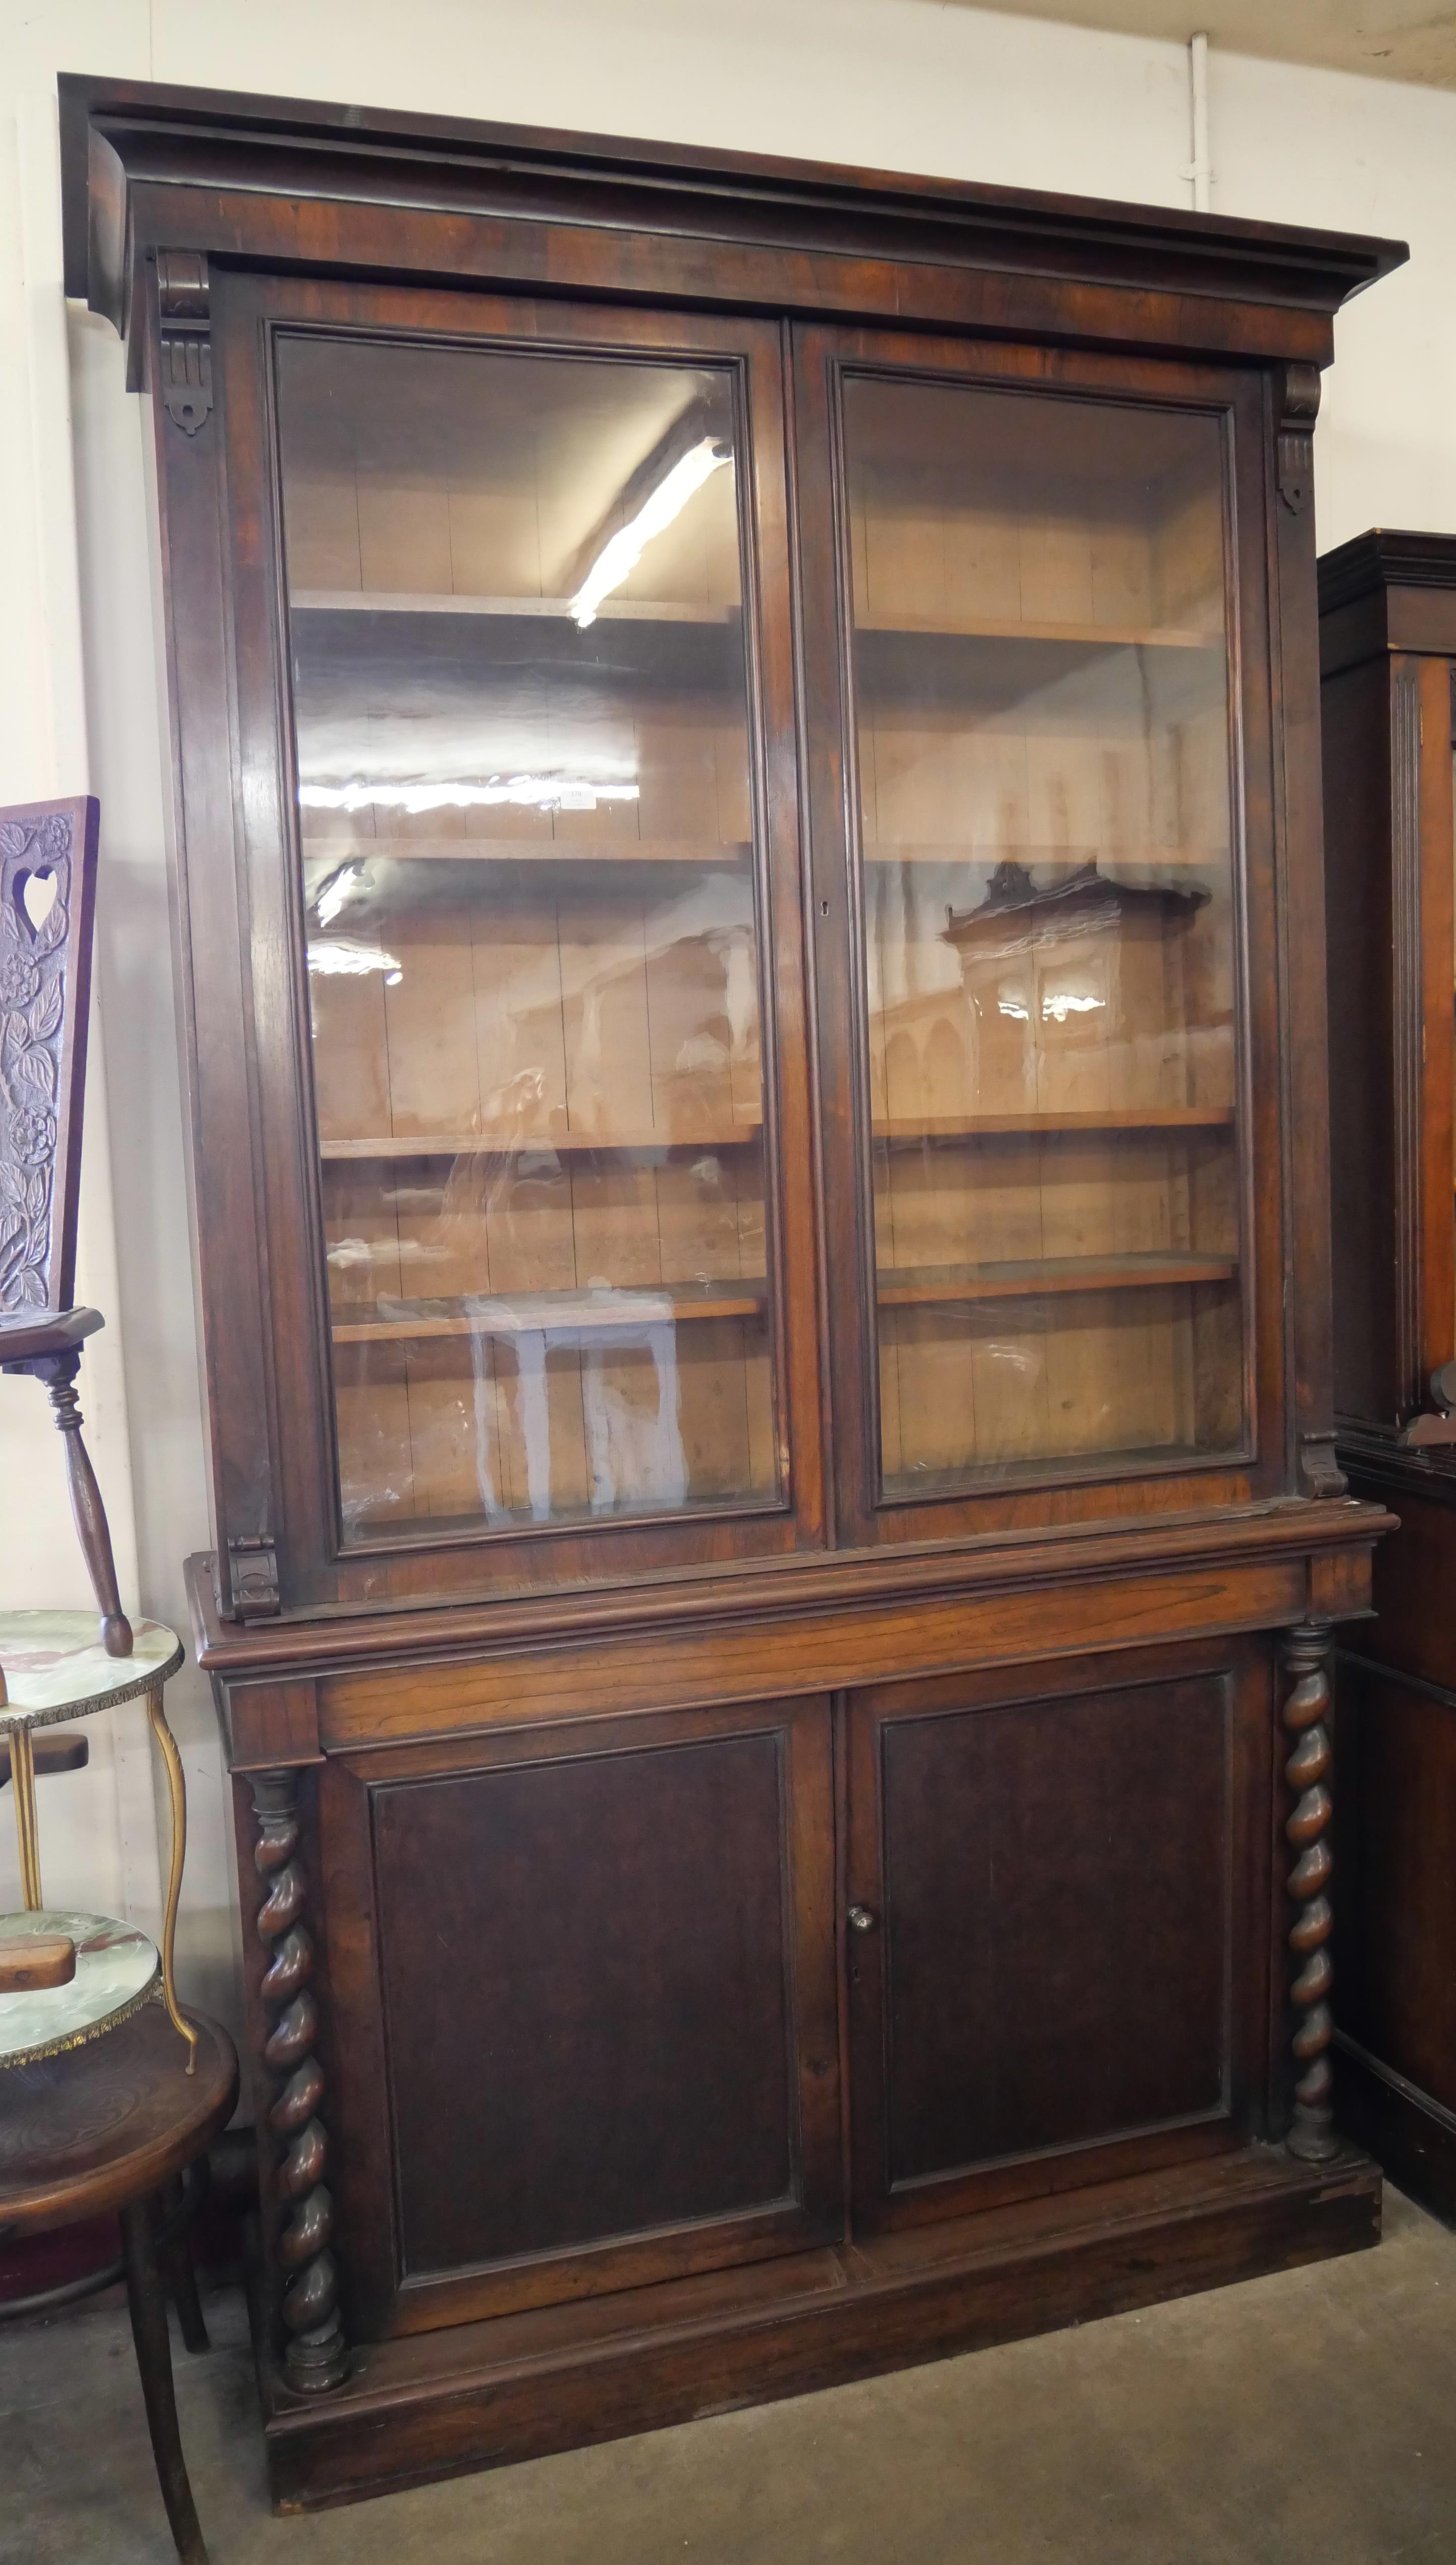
[1,2000,238,2564]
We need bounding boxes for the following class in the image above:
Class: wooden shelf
[303,838,751,868]
[320,1123,762,1162]
[851,625,1225,720]
[293,590,737,626]
[333,1280,768,1343]
[303,839,1217,879]
[855,614,1221,650]
[876,1109,1234,1141]
[340,1248,1236,1338]
[877,1252,1237,1307]
[861,844,1227,869]
[320,1113,1229,1164]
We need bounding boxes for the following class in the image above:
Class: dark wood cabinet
[1320,530,1456,2218]
[62,75,1401,2511]
[845,1645,1265,2232]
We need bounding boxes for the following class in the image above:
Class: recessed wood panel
[850,1665,1235,2217]
[371,1719,819,2287]
[1335,1658,1456,2121]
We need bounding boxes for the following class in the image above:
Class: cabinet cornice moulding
[1319,528,1456,613]
[59,73,1406,376]
[185,1496,1394,1683]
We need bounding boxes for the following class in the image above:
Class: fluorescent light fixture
[314,862,362,926]
[299,776,640,815]
[570,438,730,630]
[307,938,403,985]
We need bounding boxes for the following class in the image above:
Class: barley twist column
[250,1770,348,2392]
[1280,1621,1339,2164]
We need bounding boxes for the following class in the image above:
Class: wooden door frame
[171,271,825,1611]
[791,323,1295,1549]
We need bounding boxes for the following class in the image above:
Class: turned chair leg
[119,2192,209,2565]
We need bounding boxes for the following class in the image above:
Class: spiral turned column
[1280,1621,1339,2165]
[250,1770,348,2393]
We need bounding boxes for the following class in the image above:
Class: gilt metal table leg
[7,1721,43,1909]
[120,2191,209,2565]
[147,1687,200,2074]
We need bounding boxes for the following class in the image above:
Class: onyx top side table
[0,2001,238,2564]
[0,1613,193,2065]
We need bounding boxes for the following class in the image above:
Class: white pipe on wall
[1188,32,1212,211]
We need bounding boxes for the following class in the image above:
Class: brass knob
[846,1904,877,1933]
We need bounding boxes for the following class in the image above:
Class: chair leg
[120,2193,209,2565]
[159,2174,210,2354]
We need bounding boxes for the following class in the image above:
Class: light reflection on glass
[277,337,778,1538]
[843,373,1243,1493]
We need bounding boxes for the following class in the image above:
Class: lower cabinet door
[844,1642,1270,2231]
[321,1695,842,2332]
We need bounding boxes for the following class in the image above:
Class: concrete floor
[5,2188,1456,2565]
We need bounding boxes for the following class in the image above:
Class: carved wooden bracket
[229,1532,281,1619]
[1299,1431,1347,1499]
[1276,361,1320,515]
[156,250,212,436]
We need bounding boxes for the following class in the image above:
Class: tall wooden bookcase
[61,76,1401,2511]
[1320,531,1456,2218]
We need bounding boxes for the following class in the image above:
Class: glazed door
[795,328,1284,1546]
[319,1696,841,2333]
[195,278,821,1610]
[843,1645,1271,2230]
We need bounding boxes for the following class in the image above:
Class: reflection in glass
[276,340,775,1537]
[841,376,1243,1493]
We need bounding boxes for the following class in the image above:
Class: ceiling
[951,1,1456,87]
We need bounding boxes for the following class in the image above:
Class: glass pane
[841,376,1242,1495]
[276,337,776,1540]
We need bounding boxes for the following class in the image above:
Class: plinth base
[254,2138,1381,2516]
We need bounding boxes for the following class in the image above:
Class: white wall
[2,0,1454,2049]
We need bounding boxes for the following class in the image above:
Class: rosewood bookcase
[61,75,1402,2510]
[1320,530,1456,2219]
